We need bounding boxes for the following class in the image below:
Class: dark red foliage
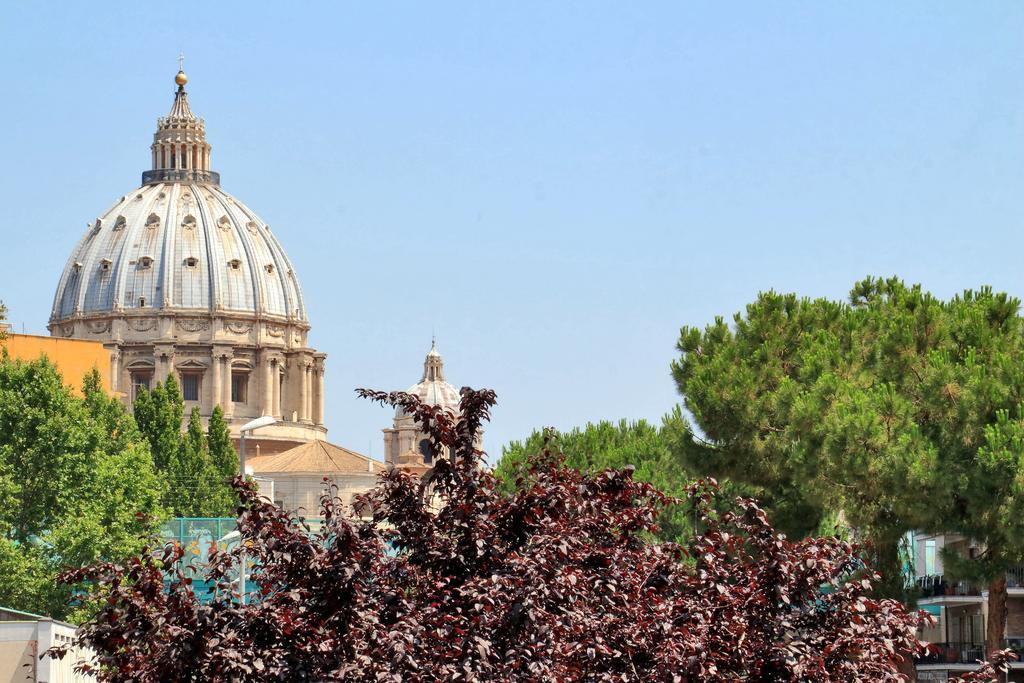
[953,649,1018,682]
[51,388,933,681]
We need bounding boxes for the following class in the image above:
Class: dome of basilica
[50,73,304,323]
[47,69,325,454]
[50,182,306,321]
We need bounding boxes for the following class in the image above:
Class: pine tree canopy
[672,276,1024,655]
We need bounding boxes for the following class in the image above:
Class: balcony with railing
[1007,566,1024,590]
[915,574,982,603]
[915,641,985,666]
[142,168,220,186]
[918,566,1024,596]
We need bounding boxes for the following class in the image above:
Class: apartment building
[912,532,1024,681]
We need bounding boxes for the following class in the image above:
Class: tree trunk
[986,574,1008,659]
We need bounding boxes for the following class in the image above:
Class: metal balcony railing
[142,169,220,185]
[1006,567,1024,589]
[915,574,980,598]
[915,642,985,665]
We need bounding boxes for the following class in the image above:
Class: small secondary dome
[398,339,460,417]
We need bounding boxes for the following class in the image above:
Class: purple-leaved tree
[50,388,940,681]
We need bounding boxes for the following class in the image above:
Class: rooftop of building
[248,439,381,475]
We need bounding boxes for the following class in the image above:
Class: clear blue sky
[2,3,1023,461]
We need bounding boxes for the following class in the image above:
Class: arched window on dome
[138,256,153,270]
[227,259,242,272]
[418,439,434,464]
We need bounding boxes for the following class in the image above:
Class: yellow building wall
[1,333,112,396]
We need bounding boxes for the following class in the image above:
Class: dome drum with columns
[49,69,326,451]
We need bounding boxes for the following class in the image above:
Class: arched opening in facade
[418,439,434,464]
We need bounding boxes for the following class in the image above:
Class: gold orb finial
[175,70,188,87]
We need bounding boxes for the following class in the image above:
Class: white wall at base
[0,614,95,682]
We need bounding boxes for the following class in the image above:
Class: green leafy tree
[206,405,240,516]
[133,375,184,473]
[134,380,238,517]
[496,419,697,541]
[0,358,164,620]
[672,276,1024,655]
[177,408,209,516]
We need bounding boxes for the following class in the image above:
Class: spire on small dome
[422,338,445,382]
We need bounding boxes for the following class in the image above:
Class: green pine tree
[671,277,1024,655]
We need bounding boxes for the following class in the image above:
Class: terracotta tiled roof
[248,440,381,475]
